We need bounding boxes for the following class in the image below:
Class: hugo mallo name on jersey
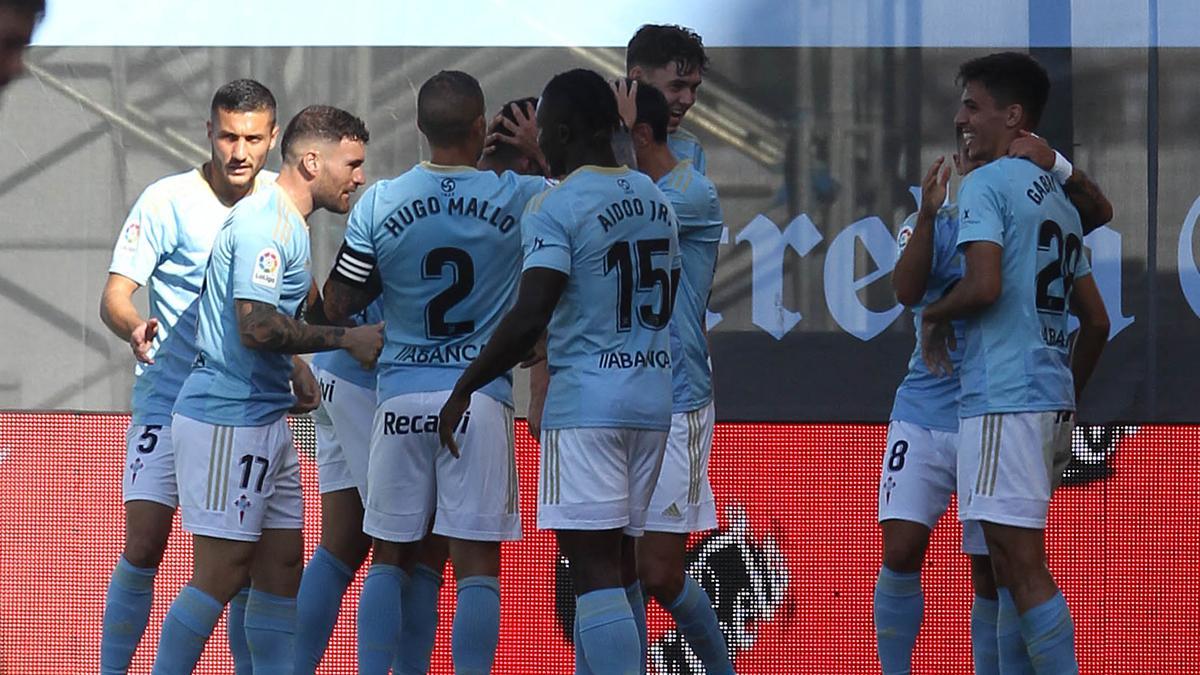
[522,166,682,431]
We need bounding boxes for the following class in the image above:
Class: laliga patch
[118,221,141,252]
[897,224,914,251]
[252,247,281,287]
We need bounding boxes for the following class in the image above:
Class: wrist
[1051,150,1074,184]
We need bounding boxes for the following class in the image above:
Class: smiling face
[954,79,1023,164]
[631,63,702,133]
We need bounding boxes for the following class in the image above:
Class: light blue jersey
[343,162,546,406]
[310,299,383,391]
[657,159,722,413]
[108,168,276,425]
[523,165,682,431]
[174,183,312,426]
[668,128,706,175]
[889,208,966,432]
[956,157,1092,417]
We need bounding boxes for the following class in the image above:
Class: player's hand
[919,156,950,219]
[609,78,638,130]
[919,317,957,377]
[952,151,966,177]
[130,318,159,365]
[438,391,470,458]
[344,322,384,369]
[1007,129,1056,171]
[519,340,546,368]
[289,357,320,414]
[526,398,544,443]
[485,101,539,157]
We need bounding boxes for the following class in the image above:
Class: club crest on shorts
[129,457,144,483]
[234,494,253,523]
[252,247,281,287]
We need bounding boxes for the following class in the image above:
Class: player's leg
[243,421,306,674]
[540,428,646,674]
[874,421,955,674]
[968,550,1000,675]
[962,412,1078,674]
[296,378,373,674]
[101,424,176,674]
[359,394,436,674]
[394,533,448,675]
[638,403,730,674]
[619,536,647,673]
[435,392,520,675]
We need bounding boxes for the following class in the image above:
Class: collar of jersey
[420,161,476,173]
[566,164,630,181]
[273,183,307,225]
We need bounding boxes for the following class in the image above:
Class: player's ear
[631,121,652,149]
[206,118,214,142]
[628,65,644,81]
[1005,103,1024,130]
[268,123,280,150]
[302,149,321,178]
[472,114,487,140]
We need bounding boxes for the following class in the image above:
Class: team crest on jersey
[441,178,457,195]
[252,247,281,287]
[119,222,141,252]
[617,178,634,195]
[896,225,914,252]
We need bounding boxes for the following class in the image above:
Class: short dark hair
[541,69,620,146]
[632,79,669,143]
[956,52,1051,130]
[210,79,276,119]
[0,0,46,16]
[280,105,369,161]
[626,24,709,76]
[489,96,538,164]
[417,70,485,147]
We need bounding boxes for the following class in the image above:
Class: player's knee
[123,530,170,568]
[321,529,371,571]
[638,559,684,604]
[881,539,925,573]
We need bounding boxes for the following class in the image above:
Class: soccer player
[319,71,546,675]
[151,105,381,674]
[99,79,283,674]
[626,82,732,673]
[627,24,710,174]
[921,52,1110,674]
[878,124,1111,674]
[438,68,681,675]
[0,0,42,94]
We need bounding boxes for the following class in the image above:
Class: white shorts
[173,414,303,542]
[312,366,374,501]
[957,411,1075,530]
[879,420,986,555]
[644,403,718,534]
[537,427,669,535]
[123,422,178,507]
[364,391,520,544]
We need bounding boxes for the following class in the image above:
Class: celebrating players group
[77,17,1111,675]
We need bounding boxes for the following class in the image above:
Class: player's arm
[483,101,550,177]
[439,269,567,455]
[922,242,1001,322]
[100,273,148,340]
[104,191,174,363]
[894,157,950,306]
[1068,273,1109,403]
[236,299,382,364]
[1007,131,1113,233]
[290,355,320,413]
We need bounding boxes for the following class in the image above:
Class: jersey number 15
[604,239,679,332]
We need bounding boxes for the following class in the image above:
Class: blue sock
[150,586,223,675]
[101,556,157,674]
[1020,592,1078,674]
[576,587,641,675]
[227,587,253,675]
[295,546,355,674]
[667,575,734,675]
[243,589,297,675]
[393,563,442,675]
[451,576,501,675]
[971,596,1000,675]
[997,588,1035,674]
[625,582,648,674]
[358,564,407,674]
[573,611,595,675]
[873,566,922,675]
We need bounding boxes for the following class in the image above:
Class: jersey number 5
[423,247,475,338]
[604,239,678,332]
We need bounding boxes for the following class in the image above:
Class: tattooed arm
[237,299,383,366]
[1063,168,1114,235]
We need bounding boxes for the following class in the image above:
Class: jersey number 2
[604,239,676,332]
[1035,219,1082,314]
[423,247,475,338]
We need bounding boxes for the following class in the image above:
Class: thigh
[251,527,304,597]
[174,415,272,543]
[644,403,717,535]
[624,428,670,536]
[123,421,179,507]
[537,427,631,532]
[325,371,375,502]
[363,394,438,543]
[879,420,957,529]
[434,392,520,542]
[261,420,303,532]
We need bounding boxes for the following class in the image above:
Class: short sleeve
[343,183,377,256]
[692,142,708,175]
[230,217,286,307]
[521,198,573,275]
[1075,245,1092,279]
[108,187,177,285]
[895,211,919,255]
[956,170,1007,249]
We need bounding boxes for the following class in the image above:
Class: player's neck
[429,144,480,170]
[202,161,253,208]
[563,143,619,174]
[637,144,678,183]
[274,168,315,218]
